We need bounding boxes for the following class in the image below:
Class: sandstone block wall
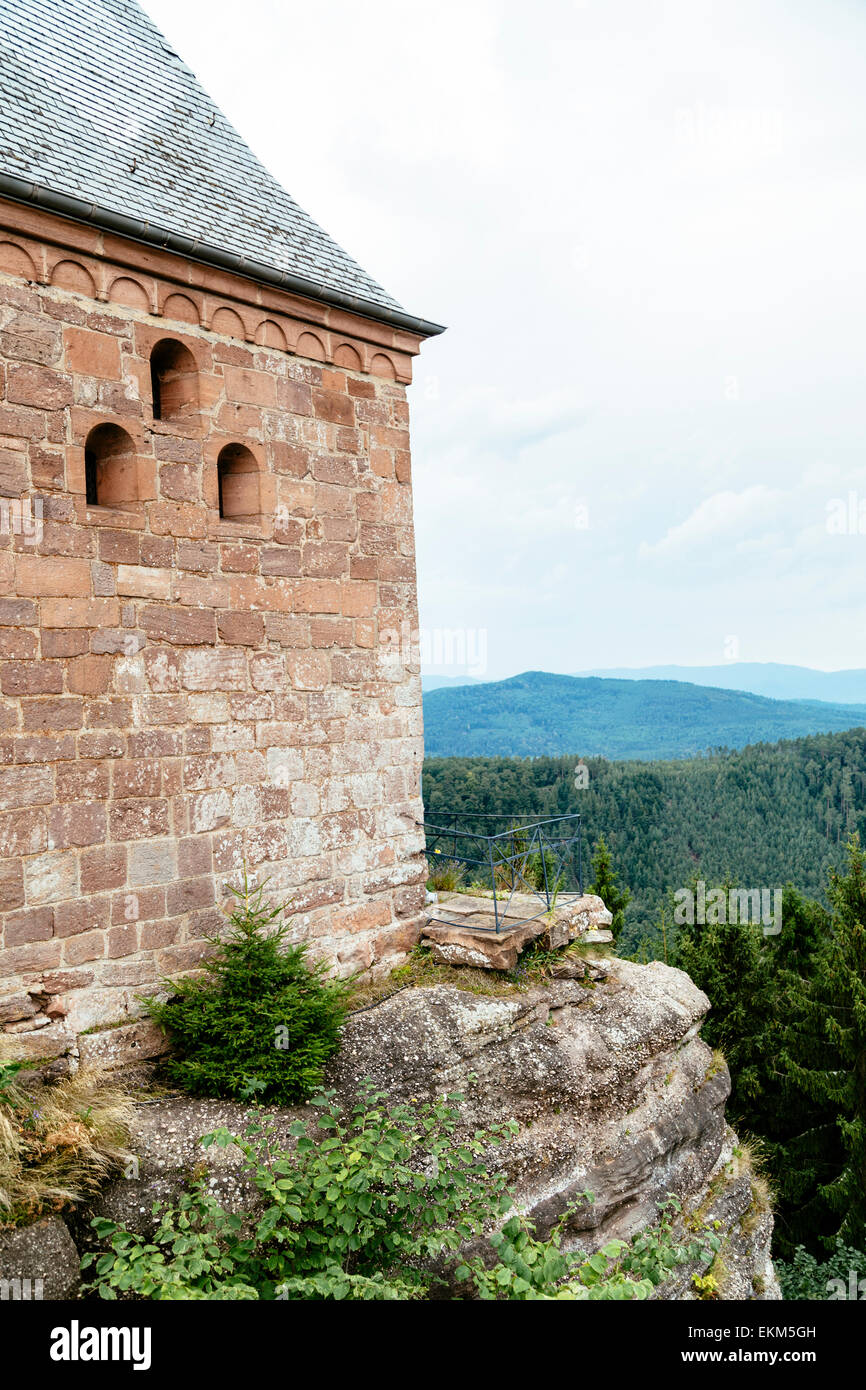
[0,203,429,1061]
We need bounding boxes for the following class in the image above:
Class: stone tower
[0,0,443,1064]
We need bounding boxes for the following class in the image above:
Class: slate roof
[0,0,441,332]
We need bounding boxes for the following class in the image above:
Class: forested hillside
[424,729,866,1265]
[422,670,866,760]
[422,726,866,950]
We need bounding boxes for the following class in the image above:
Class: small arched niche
[217,444,260,522]
[85,424,139,508]
[150,338,199,422]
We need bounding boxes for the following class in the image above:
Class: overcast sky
[146,0,866,681]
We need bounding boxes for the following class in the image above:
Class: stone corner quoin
[0,204,435,1061]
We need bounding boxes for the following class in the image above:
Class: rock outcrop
[330,956,779,1297]
[10,956,780,1299]
[0,1216,81,1300]
[422,891,613,968]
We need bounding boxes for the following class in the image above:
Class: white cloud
[640,486,785,559]
[142,0,866,674]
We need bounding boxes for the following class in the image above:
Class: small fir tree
[588,836,631,943]
[146,877,349,1105]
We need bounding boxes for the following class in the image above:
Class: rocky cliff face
[4,955,780,1300]
[330,956,779,1298]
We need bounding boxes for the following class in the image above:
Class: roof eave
[0,172,447,340]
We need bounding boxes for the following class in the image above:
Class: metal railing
[422,812,583,933]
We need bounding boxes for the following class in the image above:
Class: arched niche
[217,443,260,522]
[150,338,199,422]
[85,424,139,508]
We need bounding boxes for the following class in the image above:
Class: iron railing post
[540,824,551,910]
[489,836,500,933]
[578,823,583,894]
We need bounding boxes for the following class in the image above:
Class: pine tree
[784,836,866,1249]
[759,887,838,1257]
[588,836,631,943]
[674,900,773,1123]
[146,878,350,1104]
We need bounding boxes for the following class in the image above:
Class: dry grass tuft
[732,1134,774,1234]
[0,1063,136,1226]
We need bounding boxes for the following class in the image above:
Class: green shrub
[459,1193,720,1302]
[145,878,349,1105]
[777,1240,866,1300]
[457,1214,646,1301]
[83,1087,721,1302]
[83,1188,259,1300]
[234,1082,516,1300]
[84,1084,517,1300]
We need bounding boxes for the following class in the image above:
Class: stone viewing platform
[422,890,613,970]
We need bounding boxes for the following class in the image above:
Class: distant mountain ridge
[424,662,866,704]
[422,670,866,760]
[574,662,866,705]
[421,675,486,691]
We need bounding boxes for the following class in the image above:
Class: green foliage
[777,1239,866,1300]
[0,1062,24,1105]
[669,842,866,1259]
[84,1085,517,1301]
[82,1190,259,1300]
[588,836,630,942]
[458,1195,720,1301]
[669,883,836,1257]
[82,1090,720,1303]
[674,896,773,1113]
[144,877,349,1106]
[624,1194,720,1280]
[457,1213,644,1301]
[215,1082,517,1299]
